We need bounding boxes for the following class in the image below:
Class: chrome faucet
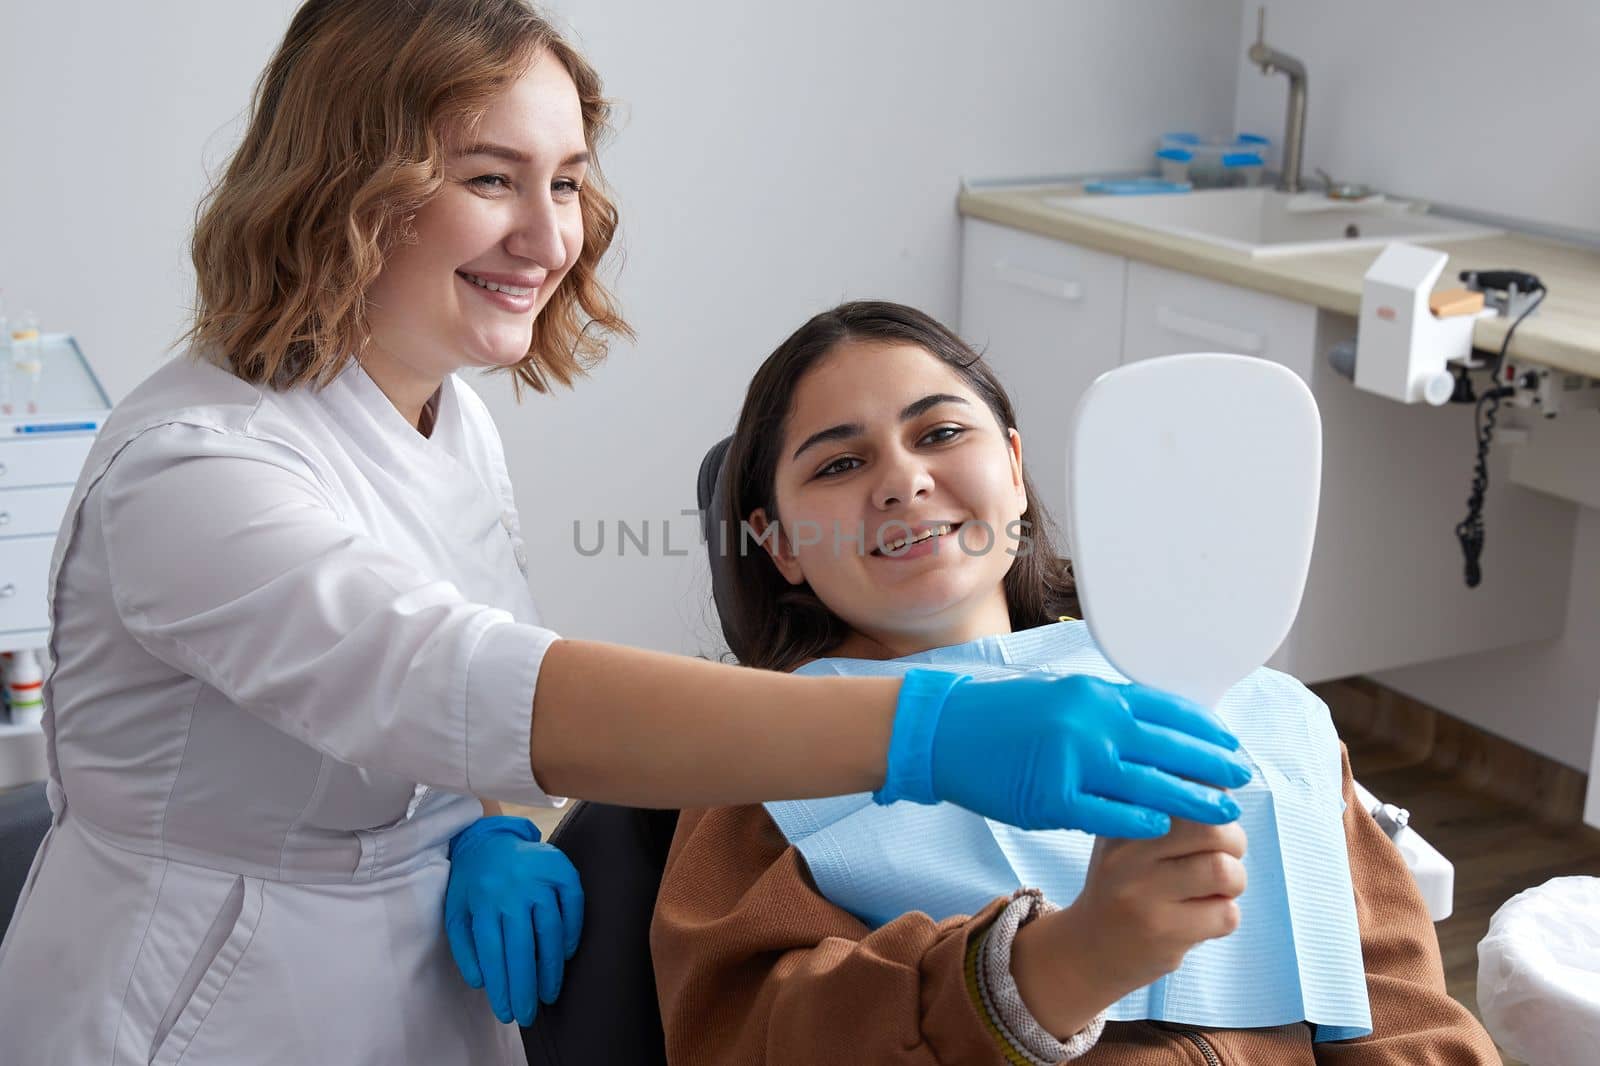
[1247,8,1307,194]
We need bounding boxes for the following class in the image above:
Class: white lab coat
[0,353,562,1064]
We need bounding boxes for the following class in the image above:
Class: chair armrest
[1352,778,1455,922]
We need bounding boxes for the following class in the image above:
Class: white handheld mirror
[1066,353,1322,708]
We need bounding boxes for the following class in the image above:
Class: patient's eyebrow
[790,394,973,462]
[899,393,971,421]
[792,422,865,462]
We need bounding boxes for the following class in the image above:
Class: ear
[1006,428,1028,512]
[748,508,806,586]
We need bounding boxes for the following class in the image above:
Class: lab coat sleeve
[93,423,559,805]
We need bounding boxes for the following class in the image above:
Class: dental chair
[0,782,51,938]
[520,800,676,1066]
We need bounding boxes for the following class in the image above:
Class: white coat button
[500,511,516,532]
[514,546,528,571]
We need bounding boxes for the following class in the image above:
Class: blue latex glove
[878,669,1252,838]
[445,815,584,1027]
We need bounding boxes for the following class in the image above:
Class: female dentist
[0,2,1250,1063]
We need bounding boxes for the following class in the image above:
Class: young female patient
[649,301,1498,1064]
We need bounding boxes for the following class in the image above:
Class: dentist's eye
[816,456,862,478]
[920,425,965,445]
[468,174,513,191]
[553,177,584,200]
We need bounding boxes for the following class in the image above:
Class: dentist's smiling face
[363,49,588,401]
[752,340,1029,655]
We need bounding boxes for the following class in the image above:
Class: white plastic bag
[1477,876,1600,1065]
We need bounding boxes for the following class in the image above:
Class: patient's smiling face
[751,340,1027,658]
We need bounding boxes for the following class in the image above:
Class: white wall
[1233,0,1600,234]
[0,0,304,402]
[497,0,1246,654]
[0,0,1245,660]
[1227,1,1600,770]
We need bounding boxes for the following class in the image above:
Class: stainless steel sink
[1043,188,1500,258]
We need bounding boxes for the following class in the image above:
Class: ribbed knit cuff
[974,890,1106,1063]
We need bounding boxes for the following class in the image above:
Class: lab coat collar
[324,360,469,477]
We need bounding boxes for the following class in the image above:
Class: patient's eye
[815,456,862,478]
[920,425,965,445]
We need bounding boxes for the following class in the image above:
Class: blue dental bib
[765,622,1371,1040]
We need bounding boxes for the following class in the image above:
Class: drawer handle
[993,262,1083,304]
[0,513,9,526]
[0,584,14,599]
[0,462,7,478]
[1155,305,1264,355]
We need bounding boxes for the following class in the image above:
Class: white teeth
[881,523,955,554]
[462,272,535,297]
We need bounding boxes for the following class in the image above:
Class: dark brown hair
[185,0,630,392]
[719,301,1079,672]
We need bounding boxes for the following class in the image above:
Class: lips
[456,269,542,313]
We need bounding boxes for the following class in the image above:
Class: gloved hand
[877,669,1252,838]
[445,815,584,1027]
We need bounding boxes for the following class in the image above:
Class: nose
[872,447,934,510]
[504,190,570,272]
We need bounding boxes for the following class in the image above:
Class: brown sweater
[649,745,1500,1065]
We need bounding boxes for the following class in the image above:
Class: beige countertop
[958,183,1600,380]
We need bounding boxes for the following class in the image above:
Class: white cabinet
[0,485,77,539]
[0,334,110,787]
[0,445,91,652]
[1121,261,1318,377]
[958,219,1126,541]
[959,224,1578,685]
[0,436,100,490]
[0,537,61,636]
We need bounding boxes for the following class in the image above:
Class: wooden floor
[1318,681,1600,1066]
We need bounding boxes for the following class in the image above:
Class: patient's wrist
[997,894,1108,1056]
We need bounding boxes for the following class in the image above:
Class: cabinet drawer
[1122,260,1318,379]
[0,485,74,539]
[0,435,95,490]
[959,219,1127,530]
[0,535,55,634]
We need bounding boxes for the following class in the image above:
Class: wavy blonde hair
[185,0,630,393]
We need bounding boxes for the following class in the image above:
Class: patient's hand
[1010,818,1247,1038]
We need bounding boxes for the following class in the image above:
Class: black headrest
[696,436,738,651]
